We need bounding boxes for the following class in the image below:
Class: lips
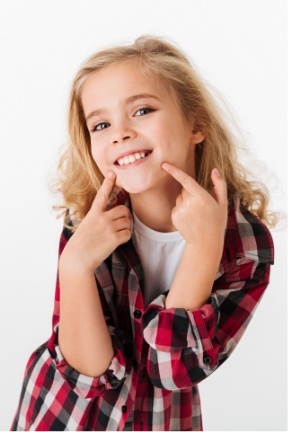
[114,150,152,166]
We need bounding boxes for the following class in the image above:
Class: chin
[121,184,148,195]
[116,174,153,194]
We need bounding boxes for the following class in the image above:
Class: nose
[112,121,136,144]
[112,134,131,144]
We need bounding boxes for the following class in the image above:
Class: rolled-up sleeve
[50,327,127,399]
[143,257,272,390]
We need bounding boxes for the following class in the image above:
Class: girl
[12,36,274,431]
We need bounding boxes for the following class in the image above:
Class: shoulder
[224,198,274,265]
[58,217,74,255]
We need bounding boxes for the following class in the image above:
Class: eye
[134,107,154,116]
[91,122,110,132]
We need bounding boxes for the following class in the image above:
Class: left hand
[162,163,228,250]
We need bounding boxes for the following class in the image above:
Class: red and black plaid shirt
[12,197,274,431]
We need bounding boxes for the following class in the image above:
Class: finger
[211,168,227,207]
[113,217,132,233]
[116,228,132,245]
[110,205,132,222]
[92,171,116,212]
[162,162,201,195]
[175,193,183,208]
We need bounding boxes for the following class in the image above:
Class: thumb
[211,168,227,207]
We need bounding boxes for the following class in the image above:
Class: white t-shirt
[132,213,186,306]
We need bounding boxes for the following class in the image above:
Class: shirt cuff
[53,327,127,399]
[143,294,218,367]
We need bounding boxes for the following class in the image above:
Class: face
[81,61,204,195]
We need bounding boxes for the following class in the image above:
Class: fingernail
[214,168,221,177]
[162,163,170,171]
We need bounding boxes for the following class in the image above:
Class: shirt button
[121,405,127,413]
[133,309,142,319]
[203,355,212,365]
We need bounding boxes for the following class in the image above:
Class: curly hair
[56,35,275,229]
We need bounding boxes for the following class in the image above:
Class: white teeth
[128,155,136,163]
[116,151,149,166]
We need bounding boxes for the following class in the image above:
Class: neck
[130,181,182,232]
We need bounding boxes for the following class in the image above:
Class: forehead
[81,61,171,110]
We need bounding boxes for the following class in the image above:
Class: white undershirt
[132,212,186,306]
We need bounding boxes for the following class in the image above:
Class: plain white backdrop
[0,0,286,430]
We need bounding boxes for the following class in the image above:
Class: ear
[188,117,205,144]
[190,129,205,145]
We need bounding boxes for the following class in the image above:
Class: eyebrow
[85,93,161,122]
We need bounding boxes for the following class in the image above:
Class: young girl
[12,36,274,431]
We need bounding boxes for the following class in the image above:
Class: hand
[60,171,132,272]
[162,163,227,251]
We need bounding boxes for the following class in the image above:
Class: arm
[162,163,227,310]
[58,172,132,377]
[142,197,274,390]
[58,264,114,377]
[165,242,222,310]
[143,164,273,390]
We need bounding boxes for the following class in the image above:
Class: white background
[0,1,286,430]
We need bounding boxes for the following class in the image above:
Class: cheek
[90,145,111,178]
[91,145,103,166]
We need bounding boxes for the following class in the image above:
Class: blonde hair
[56,35,275,228]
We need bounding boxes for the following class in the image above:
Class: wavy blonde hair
[56,35,275,228]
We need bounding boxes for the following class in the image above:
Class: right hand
[60,171,132,272]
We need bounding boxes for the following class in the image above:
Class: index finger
[162,162,201,194]
[92,171,116,211]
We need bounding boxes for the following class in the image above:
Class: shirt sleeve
[11,224,131,430]
[142,207,274,391]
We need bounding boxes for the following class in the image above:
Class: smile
[115,151,152,166]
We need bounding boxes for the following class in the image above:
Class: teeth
[128,155,135,163]
[117,151,148,166]
[124,156,130,164]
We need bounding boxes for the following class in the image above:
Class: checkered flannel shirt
[12,197,274,431]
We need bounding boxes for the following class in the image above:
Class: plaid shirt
[12,197,274,431]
